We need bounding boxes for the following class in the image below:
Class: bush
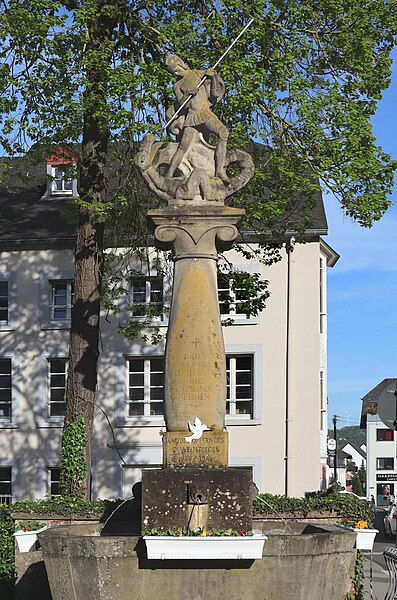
[0,513,15,579]
[0,497,133,579]
[253,492,373,526]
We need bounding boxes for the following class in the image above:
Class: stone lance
[164,17,254,130]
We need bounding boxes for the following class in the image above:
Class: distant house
[360,378,397,506]
[341,443,366,470]
[339,443,366,493]
[0,147,339,502]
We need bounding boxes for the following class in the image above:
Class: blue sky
[325,51,397,428]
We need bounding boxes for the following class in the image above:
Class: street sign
[378,384,397,430]
[327,438,337,451]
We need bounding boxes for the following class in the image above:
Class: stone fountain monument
[39,54,358,600]
[137,54,255,534]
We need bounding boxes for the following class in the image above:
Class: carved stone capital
[147,205,245,261]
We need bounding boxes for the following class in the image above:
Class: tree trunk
[60,5,115,500]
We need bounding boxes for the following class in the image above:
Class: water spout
[255,496,293,533]
[100,497,133,535]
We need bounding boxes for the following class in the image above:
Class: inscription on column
[163,431,228,468]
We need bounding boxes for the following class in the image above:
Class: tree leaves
[0,0,396,227]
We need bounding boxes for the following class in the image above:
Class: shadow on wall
[0,555,51,600]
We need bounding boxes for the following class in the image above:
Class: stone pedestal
[141,468,253,532]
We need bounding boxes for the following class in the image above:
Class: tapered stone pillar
[144,205,254,532]
[148,205,245,432]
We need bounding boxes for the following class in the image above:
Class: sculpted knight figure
[165,54,230,184]
[135,54,254,204]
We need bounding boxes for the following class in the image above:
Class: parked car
[383,504,397,539]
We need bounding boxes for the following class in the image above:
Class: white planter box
[354,528,378,551]
[13,526,48,553]
[143,534,267,560]
[336,525,379,551]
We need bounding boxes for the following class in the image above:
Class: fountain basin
[39,520,356,600]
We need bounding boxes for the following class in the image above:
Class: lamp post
[333,414,338,483]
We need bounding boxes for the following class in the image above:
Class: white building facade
[361,379,397,506]
[0,154,338,502]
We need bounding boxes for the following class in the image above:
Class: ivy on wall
[59,413,88,498]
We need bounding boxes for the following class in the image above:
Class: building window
[226,355,253,417]
[52,167,73,194]
[127,358,164,416]
[40,146,78,201]
[377,457,394,470]
[0,359,11,420]
[377,429,394,441]
[130,277,163,318]
[50,281,73,321]
[48,467,61,496]
[218,275,249,318]
[0,282,8,324]
[377,483,395,506]
[48,359,67,417]
[0,467,12,504]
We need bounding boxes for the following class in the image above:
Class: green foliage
[0,497,128,580]
[1,0,396,342]
[0,1,396,227]
[330,426,366,449]
[352,474,364,496]
[60,413,88,498]
[253,491,374,526]
[0,512,15,579]
[218,263,270,324]
[10,496,114,518]
[143,526,253,536]
[15,520,46,532]
[345,552,364,600]
[358,464,366,494]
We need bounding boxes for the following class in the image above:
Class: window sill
[221,316,259,326]
[116,417,165,428]
[36,419,64,429]
[41,322,71,330]
[0,325,16,332]
[225,418,262,426]
[0,421,18,429]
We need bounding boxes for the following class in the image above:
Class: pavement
[362,551,390,599]
[362,509,395,599]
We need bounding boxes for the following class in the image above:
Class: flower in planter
[143,526,254,537]
[17,520,46,532]
[337,517,370,529]
[355,520,369,529]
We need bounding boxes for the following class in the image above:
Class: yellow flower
[355,521,368,529]
[200,530,207,536]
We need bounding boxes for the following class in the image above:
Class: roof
[341,442,366,460]
[360,378,397,429]
[0,150,329,250]
[0,186,77,250]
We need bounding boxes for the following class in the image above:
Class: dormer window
[53,167,73,194]
[40,146,78,201]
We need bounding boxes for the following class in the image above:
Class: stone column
[148,205,245,433]
[144,205,255,532]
